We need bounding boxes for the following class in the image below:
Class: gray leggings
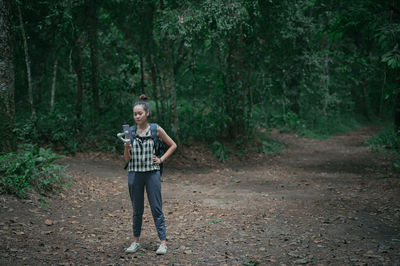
[128,171,166,241]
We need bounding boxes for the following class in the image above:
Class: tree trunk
[156,63,167,125]
[166,42,179,141]
[379,67,387,119]
[86,0,99,121]
[140,46,145,94]
[225,35,245,138]
[321,51,330,118]
[0,0,16,153]
[169,75,178,139]
[246,70,253,132]
[17,4,36,121]
[50,57,58,113]
[147,53,160,121]
[395,78,400,136]
[73,45,84,120]
[362,82,370,121]
[158,0,177,135]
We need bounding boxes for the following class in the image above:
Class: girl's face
[133,105,149,125]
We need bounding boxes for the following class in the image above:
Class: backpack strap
[150,123,164,176]
[129,125,137,144]
[149,123,158,140]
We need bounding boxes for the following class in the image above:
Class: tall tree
[17,3,36,121]
[0,0,16,152]
[86,0,100,120]
[50,57,58,113]
[72,35,86,120]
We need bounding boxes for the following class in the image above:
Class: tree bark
[17,4,36,121]
[379,67,386,119]
[0,0,16,152]
[155,61,167,125]
[246,70,253,132]
[86,0,99,120]
[72,35,85,120]
[50,57,58,113]
[395,77,400,136]
[159,0,178,137]
[140,46,145,94]
[74,47,84,120]
[147,53,160,121]
[362,81,370,121]
[166,42,179,141]
[225,35,245,138]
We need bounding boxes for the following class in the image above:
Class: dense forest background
[1,2,400,264]
[1,0,400,156]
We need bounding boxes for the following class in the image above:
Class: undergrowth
[296,116,363,139]
[210,130,286,162]
[366,126,400,171]
[0,144,71,198]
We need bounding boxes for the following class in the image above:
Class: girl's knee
[133,209,144,216]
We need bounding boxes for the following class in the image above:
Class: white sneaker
[126,242,141,253]
[156,244,167,255]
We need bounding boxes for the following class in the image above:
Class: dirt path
[1,127,399,265]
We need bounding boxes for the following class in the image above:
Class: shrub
[0,144,71,198]
[211,141,231,162]
[366,126,400,171]
[252,130,286,155]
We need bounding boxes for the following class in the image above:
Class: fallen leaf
[45,219,54,226]
[41,251,53,255]
[294,258,309,264]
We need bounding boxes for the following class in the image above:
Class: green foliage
[13,118,40,143]
[178,98,232,142]
[8,0,400,159]
[382,45,400,69]
[242,258,260,266]
[0,144,70,197]
[298,116,362,139]
[367,127,400,152]
[251,130,286,155]
[366,126,400,171]
[211,141,231,162]
[14,111,81,154]
[260,137,286,155]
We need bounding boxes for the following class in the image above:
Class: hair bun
[139,94,149,101]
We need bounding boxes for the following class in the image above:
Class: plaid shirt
[127,127,160,172]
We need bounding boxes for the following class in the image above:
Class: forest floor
[1,127,400,265]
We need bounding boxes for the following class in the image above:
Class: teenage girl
[124,94,177,255]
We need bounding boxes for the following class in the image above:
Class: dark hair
[134,94,151,115]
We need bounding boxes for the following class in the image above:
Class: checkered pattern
[127,128,160,172]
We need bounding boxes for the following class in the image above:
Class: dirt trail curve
[1,127,399,265]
